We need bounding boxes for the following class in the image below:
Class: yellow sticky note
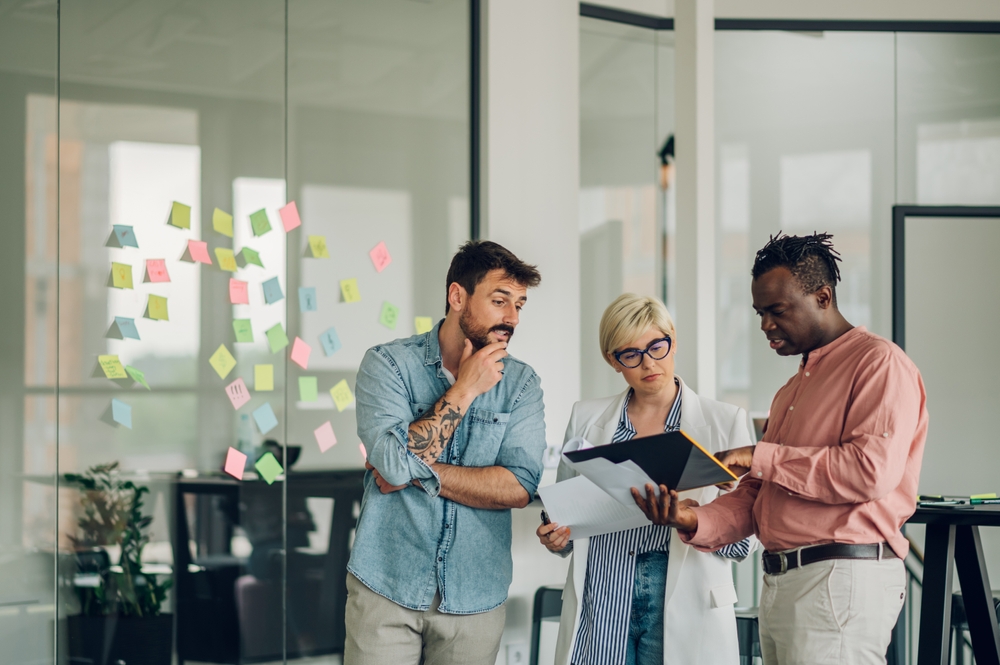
[340,278,361,303]
[212,208,234,237]
[169,201,191,229]
[209,344,237,380]
[414,317,434,334]
[255,364,274,391]
[330,379,354,412]
[307,235,330,258]
[98,355,127,379]
[111,262,133,289]
[215,248,238,272]
[146,295,169,321]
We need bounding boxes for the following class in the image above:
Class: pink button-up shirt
[683,326,927,558]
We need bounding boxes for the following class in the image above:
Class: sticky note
[98,355,128,379]
[110,262,133,289]
[111,399,132,429]
[229,279,249,305]
[307,235,330,258]
[182,240,213,265]
[233,319,254,343]
[330,379,354,412]
[225,378,251,410]
[369,241,392,273]
[250,209,272,237]
[107,225,138,249]
[238,247,264,269]
[314,421,337,453]
[379,301,399,329]
[252,402,279,435]
[340,278,360,303]
[266,323,289,353]
[279,201,301,232]
[298,376,318,402]
[319,327,342,356]
[215,248,238,272]
[298,287,317,312]
[107,316,140,341]
[290,337,311,369]
[168,201,191,229]
[262,277,284,304]
[224,447,247,480]
[145,295,169,321]
[359,443,368,461]
[125,365,150,390]
[144,259,170,283]
[213,208,234,237]
[414,317,433,334]
[255,452,284,485]
[255,364,274,391]
[209,344,237,380]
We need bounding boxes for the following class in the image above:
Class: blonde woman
[537,294,755,665]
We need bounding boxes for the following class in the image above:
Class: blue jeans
[625,551,668,665]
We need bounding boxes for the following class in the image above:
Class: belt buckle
[778,552,788,574]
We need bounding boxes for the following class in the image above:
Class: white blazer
[553,378,755,665]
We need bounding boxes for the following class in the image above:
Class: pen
[541,510,551,525]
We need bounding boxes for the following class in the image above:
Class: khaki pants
[759,557,906,665]
[344,574,506,665]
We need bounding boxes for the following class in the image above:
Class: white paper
[538,475,650,540]
[562,454,660,507]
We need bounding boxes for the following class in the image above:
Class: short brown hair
[445,241,541,312]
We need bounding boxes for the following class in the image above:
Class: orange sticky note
[144,259,170,283]
[290,337,311,370]
[369,241,392,273]
[224,447,247,479]
[279,201,301,232]
[183,240,213,265]
[229,279,249,305]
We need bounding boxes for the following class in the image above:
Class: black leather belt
[762,543,898,575]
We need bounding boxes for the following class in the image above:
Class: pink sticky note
[290,337,311,369]
[187,240,213,265]
[229,279,249,305]
[359,443,368,460]
[314,421,337,453]
[224,447,247,479]
[279,201,302,232]
[145,259,170,283]
[225,378,251,410]
[369,241,392,273]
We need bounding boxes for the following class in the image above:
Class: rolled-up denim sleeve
[494,372,546,497]
[355,348,440,495]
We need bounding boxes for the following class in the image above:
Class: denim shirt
[348,321,546,614]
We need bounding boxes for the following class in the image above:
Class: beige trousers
[344,573,506,665]
[759,557,906,665]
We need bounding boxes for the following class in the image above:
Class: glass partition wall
[2,1,470,664]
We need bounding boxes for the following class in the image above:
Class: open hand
[715,446,755,477]
[366,461,409,494]
[536,520,571,552]
[630,484,699,532]
[454,339,507,398]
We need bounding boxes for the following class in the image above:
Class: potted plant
[64,462,173,665]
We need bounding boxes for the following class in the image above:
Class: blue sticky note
[111,399,132,429]
[298,287,317,312]
[252,402,279,435]
[262,277,284,305]
[115,316,140,340]
[319,327,341,356]
[112,225,139,248]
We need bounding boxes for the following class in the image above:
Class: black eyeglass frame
[612,336,673,368]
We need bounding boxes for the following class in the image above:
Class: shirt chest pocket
[459,408,510,467]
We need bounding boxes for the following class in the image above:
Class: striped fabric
[571,382,751,665]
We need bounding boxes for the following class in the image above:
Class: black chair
[735,607,760,665]
[950,590,1000,665]
[529,586,563,665]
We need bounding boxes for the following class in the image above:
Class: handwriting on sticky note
[255,364,274,392]
[262,276,284,304]
[213,208,234,237]
[255,452,284,485]
[125,365,150,390]
[233,319,253,343]
[226,377,251,410]
[298,287,317,312]
[314,421,337,453]
[239,247,264,269]
[250,209,272,237]
[109,225,138,249]
[290,337,311,370]
[111,399,132,429]
[252,402,279,435]
[279,201,301,232]
[183,240,212,265]
[369,241,392,272]
[299,376,318,402]
[215,248,238,272]
[379,301,399,329]
[145,259,170,283]
[229,279,249,305]
[111,262,133,289]
[209,344,237,379]
[319,327,341,356]
[169,201,191,229]
[224,447,247,479]
[307,236,330,258]
[330,379,354,412]
[99,355,128,379]
[146,295,169,321]
[340,278,361,303]
[414,317,433,334]
[266,323,289,353]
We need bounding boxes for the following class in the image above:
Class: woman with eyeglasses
[538,293,755,665]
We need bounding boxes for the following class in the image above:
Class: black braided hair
[752,232,842,302]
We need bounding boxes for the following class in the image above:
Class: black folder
[564,430,738,492]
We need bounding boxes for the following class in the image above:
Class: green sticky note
[254,452,284,485]
[298,376,318,402]
[169,201,191,229]
[266,323,289,353]
[250,209,272,237]
[379,301,399,329]
[238,247,264,269]
[233,319,254,343]
[125,365,150,390]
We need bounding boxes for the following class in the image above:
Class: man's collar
[423,319,445,366]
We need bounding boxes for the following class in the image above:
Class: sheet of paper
[169,201,191,229]
[319,327,342,356]
[250,208,272,236]
[307,235,330,258]
[298,287,317,312]
[565,456,658,507]
[109,316,140,340]
[239,247,264,269]
[108,225,138,248]
[255,452,284,484]
[279,201,301,232]
[233,319,254,343]
[369,241,392,272]
[125,365,150,390]
[262,276,284,304]
[330,379,354,412]
[229,279,249,305]
[215,248,238,272]
[290,337,311,369]
[266,323,289,353]
[252,402,279,435]
[183,240,212,265]
[414,317,433,334]
[111,398,133,429]
[379,301,399,329]
[359,443,367,460]
[225,377,251,410]
[209,344,237,379]
[144,259,170,283]
[213,208,234,237]
[255,364,274,391]
[111,262,133,289]
[145,295,169,321]
[98,355,127,379]
[340,278,361,303]
[298,376,318,402]
[224,447,247,479]
[314,421,337,453]
[537,475,651,540]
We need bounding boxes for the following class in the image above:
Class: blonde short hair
[599,293,676,367]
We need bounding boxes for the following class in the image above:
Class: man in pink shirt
[633,233,928,665]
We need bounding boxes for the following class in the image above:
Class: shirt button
[805,372,810,377]
[438,557,443,562]
[629,551,635,556]
[789,406,794,411]
[883,432,889,437]
[444,524,450,529]
[757,472,763,477]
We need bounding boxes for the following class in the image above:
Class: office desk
[909,505,1000,665]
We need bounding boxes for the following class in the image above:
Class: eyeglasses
[613,336,672,368]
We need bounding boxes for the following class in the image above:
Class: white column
[674,0,716,398]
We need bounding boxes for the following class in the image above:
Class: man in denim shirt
[345,241,547,665]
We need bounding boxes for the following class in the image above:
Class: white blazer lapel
[582,389,629,447]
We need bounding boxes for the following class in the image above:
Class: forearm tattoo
[408,396,466,464]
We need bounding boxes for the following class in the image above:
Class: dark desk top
[908,504,1000,527]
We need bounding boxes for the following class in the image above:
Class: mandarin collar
[802,325,866,368]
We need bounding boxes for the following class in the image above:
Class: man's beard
[459,308,514,350]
